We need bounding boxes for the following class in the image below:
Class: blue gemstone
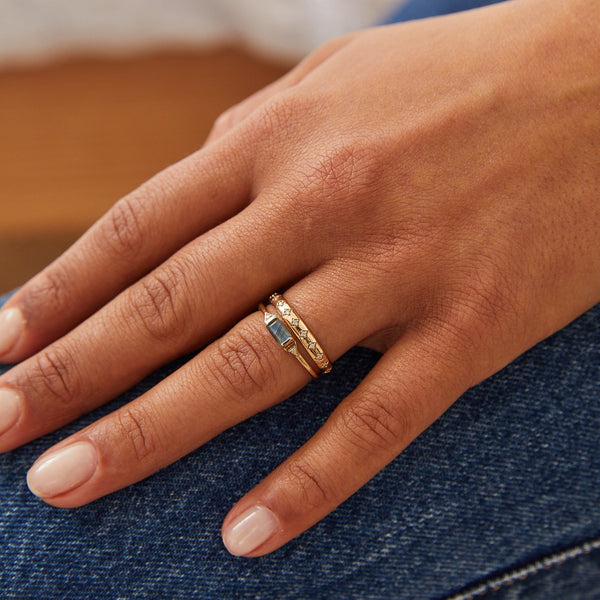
[266,317,292,346]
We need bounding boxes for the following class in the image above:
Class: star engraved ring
[260,292,332,377]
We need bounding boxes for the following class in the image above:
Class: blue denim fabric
[1,294,600,600]
[383,0,508,23]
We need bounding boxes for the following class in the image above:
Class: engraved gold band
[259,303,319,378]
[269,293,332,374]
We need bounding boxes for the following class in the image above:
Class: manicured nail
[27,441,98,499]
[0,388,22,436]
[222,505,279,556]
[0,307,26,356]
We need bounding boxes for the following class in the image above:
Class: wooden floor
[0,49,288,292]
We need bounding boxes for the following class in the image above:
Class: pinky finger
[205,33,356,144]
[221,326,473,557]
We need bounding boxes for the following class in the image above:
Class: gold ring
[259,303,318,378]
[269,293,332,374]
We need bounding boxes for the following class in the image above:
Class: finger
[221,326,473,556]
[204,74,298,145]
[205,34,355,145]
[0,133,252,364]
[0,33,357,365]
[24,269,383,508]
[0,194,328,452]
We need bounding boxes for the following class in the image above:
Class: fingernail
[0,388,22,436]
[27,441,98,499]
[0,307,26,356]
[222,505,279,556]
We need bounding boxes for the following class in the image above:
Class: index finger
[0,134,252,363]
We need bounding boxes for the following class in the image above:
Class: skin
[0,0,599,556]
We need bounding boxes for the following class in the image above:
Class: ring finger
[0,196,324,452]
[24,271,386,507]
[0,136,253,363]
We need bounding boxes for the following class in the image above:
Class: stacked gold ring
[269,293,332,374]
[259,303,318,378]
[259,292,332,378]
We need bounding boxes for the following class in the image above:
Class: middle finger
[0,198,319,452]
[25,271,383,507]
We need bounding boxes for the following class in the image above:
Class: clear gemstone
[315,352,323,360]
[283,308,291,316]
[291,318,300,327]
[308,341,316,350]
[299,330,308,339]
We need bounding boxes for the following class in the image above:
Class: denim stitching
[444,536,600,600]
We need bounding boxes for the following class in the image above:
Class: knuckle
[101,177,177,260]
[250,93,299,142]
[212,106,239,136]
[115,405,157,462]
[25,264,70,316]
[284,461,329,509]
[30,344,82,406]
[462,273,511,327]
[102,192,148,260]
[305,144,372,196]
[283,141,384,220]
[439,252,523,354]
[207,323,277,402]
[341,391,409,452]
[128,259,191,344]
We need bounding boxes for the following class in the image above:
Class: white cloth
[0,0,407,66]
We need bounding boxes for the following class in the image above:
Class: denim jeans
[2,2,600,598]
[2,301,600,600]
[2,295,600,600]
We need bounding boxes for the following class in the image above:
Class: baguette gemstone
[265,315,293,346]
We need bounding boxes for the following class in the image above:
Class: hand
[0,0,598,557]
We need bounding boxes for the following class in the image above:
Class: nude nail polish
[0,388,21,436]
[222,505,279,556]
[0,307,25,356]
[27,441,98,498]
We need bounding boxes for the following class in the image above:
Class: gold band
[269,293,332,374]
[259,303,319,378]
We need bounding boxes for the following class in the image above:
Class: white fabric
[0,0,407,66]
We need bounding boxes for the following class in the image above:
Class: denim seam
[444,536,600,600]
